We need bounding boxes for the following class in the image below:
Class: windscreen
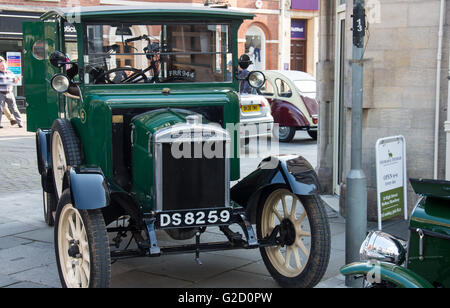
[84,23,232,85]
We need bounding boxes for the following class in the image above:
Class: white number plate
[156,208,232,229]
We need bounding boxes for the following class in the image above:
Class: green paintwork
[410,178,450,200]
[340,262,434,288]
[71,87,241,183]
[340,179,450,288]
[408,196,450,288]
[24,6,251,216]
[23,21,59,131]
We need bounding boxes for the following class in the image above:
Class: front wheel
[54,189,111,288]
[257,188,330,288]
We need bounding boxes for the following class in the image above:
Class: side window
[64,22,79,82]
[64,23,78,61]
[275,78,292,98]
[259,80,275,96]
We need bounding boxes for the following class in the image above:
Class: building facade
[317,0,450,220]
[0,0,320,109]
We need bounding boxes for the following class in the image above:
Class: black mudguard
[230,155,321,223]
[67,167,111,210]
[36,129,54,193]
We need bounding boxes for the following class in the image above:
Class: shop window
[276,79,292,98]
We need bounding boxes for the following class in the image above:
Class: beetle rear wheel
[274,126,296,142]
[307,130,317,140]
[257,188,330,288]
[55,189,111,288]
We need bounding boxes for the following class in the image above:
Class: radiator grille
[161,142,226,211]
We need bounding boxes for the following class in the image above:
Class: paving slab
[9,263,59,288]
[0,221,41,238]
[190,270,279,288]
[14,228,54,243]
[111,270,190,288]
[0,242,56,275]
[0,236,33,250]
[0,274,19,288]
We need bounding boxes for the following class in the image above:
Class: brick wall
[1,0,281,69]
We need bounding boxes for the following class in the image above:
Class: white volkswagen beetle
[259,70,318,142]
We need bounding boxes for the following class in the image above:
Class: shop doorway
[290,19,307,72]
[333,7,347,195]
[245,26,265,71]
[290,40,306,71]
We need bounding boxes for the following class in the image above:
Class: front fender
[231,155,320,223]
[340,262,434,288]
[67,167,110,210]
[36,129,54,192]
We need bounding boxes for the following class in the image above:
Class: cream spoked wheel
[261,189,311,277]
[257,188,330,288]
[52,131,67,199]
[54,189,111,288]
[57,202,91,288]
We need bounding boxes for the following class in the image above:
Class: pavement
[0,115,409,288]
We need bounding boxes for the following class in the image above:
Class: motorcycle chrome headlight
[360,231,407,265]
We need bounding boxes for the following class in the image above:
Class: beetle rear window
[84,23,232,85]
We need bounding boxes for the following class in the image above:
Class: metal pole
[345,0,367,288]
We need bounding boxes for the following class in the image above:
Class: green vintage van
[23,5,330,288]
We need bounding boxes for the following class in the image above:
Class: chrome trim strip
[154,142,163,212]
[225,139,231,208]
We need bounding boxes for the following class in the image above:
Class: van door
[23,21,59,132]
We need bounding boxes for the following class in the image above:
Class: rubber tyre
[54,189,111,288]
[43,190,57,226]
[51,119,82,200]
[256,188,330,288]
[274,126,296,143]
[307,130,317,140]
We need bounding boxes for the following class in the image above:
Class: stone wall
[318,0,450,220]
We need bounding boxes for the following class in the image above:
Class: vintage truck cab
[24,5,330,288]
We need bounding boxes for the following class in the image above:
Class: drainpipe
[434,0,445,179]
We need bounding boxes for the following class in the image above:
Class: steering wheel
[93,67,148,84]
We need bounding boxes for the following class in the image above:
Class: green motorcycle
[341,178,450,288]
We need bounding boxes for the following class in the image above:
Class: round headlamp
[50,74,70,93]
[247,71,265,89]
[359,231,407,265]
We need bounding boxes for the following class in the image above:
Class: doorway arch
[245,25,266,71]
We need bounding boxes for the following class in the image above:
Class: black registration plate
[156,208,232,229]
